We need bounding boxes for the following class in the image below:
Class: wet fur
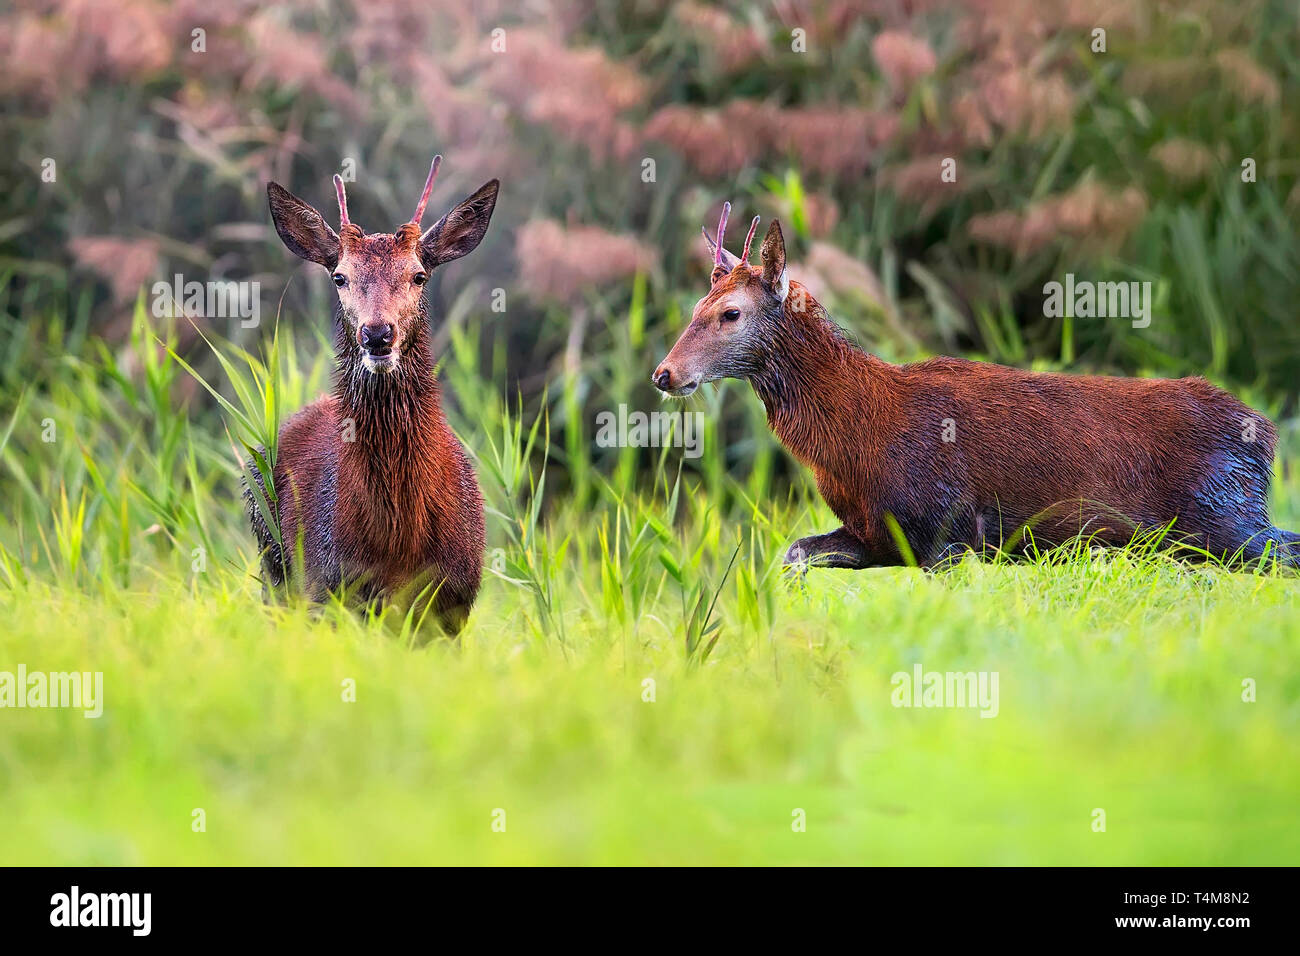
[688,264,1299,570]
[250,173,496,635]
[243,302,484,633]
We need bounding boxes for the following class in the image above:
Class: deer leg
[784,526,879,569]
[242,454,287,592]
[436,604,471,637]
[921,509,992,568]
[399,573,474,642]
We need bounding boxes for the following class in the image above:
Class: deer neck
[749,290,887,474]
[334,310,450,486]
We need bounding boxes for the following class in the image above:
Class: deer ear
[420,179,499,268]
[760,219,788,301]
[267,183,340,268]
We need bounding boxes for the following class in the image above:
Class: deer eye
[722,308,741,323]
[412,272,428,286]
[332,273,347,288]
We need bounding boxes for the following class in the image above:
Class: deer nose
[653,366,672,391]
[359,322,395,355]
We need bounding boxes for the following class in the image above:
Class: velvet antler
[332,174,350,227]
[740,215,760,263]
[410,155,443,227]
[701,203,762,270]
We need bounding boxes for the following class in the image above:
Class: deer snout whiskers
[360,350,399,374]
[652,363,698,397]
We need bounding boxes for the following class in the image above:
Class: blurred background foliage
[1,0,1298,503]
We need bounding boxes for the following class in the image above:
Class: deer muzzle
[359,322,395,355]
[652,361,698,397]
[358,321,399,373]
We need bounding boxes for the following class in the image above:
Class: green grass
[2,545,1297,865]
[0,310,1297,865]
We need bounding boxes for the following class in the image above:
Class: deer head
[653,203,789,396]
[267,156,498,374]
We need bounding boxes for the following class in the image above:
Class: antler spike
[740,215,760,263]
[409,155,443,226]
[713,201,731,267]
[333,174,350,226]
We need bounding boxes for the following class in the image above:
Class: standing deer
[247,156,498,634]
[653,203,1299,570]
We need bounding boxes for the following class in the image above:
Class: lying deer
[247,156,498,633]
[653,203,1299,570]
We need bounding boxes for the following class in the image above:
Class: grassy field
[1,310,1298,866]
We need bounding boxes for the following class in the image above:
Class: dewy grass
[0,310,1297,864]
